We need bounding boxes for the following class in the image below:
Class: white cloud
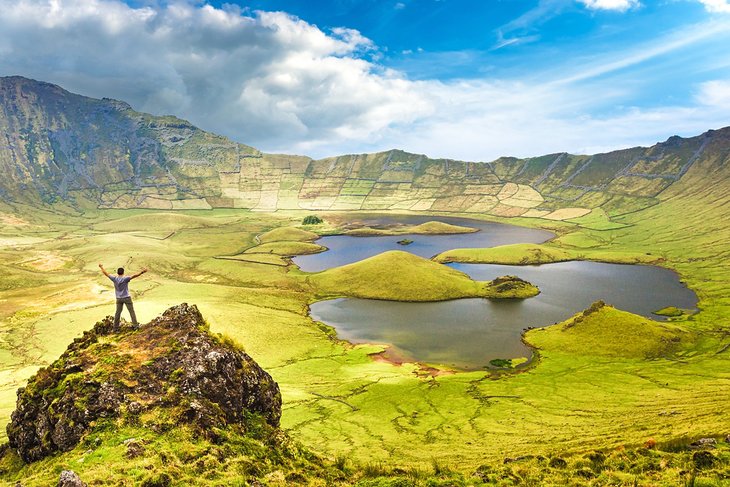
[696,80,730,107]
[698,0,730,13]
[578,0,640,12]
[0,0,727,162]
[0,0,430,152]
[377,79,730,161]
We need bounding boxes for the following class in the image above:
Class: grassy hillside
[257,226,320,243]
[435,242,660,265]
[1,77,730,485]
[3,77,727,223]
[526,301,692,359]
[306,250,538,301]
[243,241,327,256]
[0,205,728,484]
[344,221,477,236]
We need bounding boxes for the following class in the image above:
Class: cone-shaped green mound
[526,301,692,359]
[309,250,538,301]
[257,226,319,243]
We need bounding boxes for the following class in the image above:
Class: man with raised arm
[99,264,148,328]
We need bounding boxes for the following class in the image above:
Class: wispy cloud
[499,0,571,35]
[578,0,640,12]
[491,31,541,51]
[698,0,730,13]
[552,19,730,84]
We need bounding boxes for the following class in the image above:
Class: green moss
[653,306,685,317]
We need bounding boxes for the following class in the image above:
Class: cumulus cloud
[0,0,727,161]
[578,0,640,12]
[0,0,430,153]
[698,0,730,13]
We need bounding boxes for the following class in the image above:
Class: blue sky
[226,0,727,108]
[0,0,729,160]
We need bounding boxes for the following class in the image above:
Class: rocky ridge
[2,76,729,220]
[6,303,281,463]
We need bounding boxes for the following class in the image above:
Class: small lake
[293,214,554,272]
[311,261,697,370]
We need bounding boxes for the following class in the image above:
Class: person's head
[117,267,124,275]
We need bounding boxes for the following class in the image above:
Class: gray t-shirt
[109,275,132,299]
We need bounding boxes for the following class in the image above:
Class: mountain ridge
[1,75,728,221]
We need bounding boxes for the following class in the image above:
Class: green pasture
[0,177,728,484]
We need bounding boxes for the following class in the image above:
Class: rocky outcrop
[6,303,281,463]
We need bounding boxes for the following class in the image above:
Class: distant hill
[1,76,728,221]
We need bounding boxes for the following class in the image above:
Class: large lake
[302,215,698,370]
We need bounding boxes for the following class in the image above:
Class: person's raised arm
[130,267,148,280]
[99,263,110,278]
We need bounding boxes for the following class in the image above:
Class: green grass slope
[91,211,240,237]
[244,241,327,256]
[527,301,692,359]
[257,227,319,243]
[307,250,538,301]
[411,221,478,234]
[345,221,478,236]
[1,124,729,482]
[435,243,660,265]
[0,206,728,478]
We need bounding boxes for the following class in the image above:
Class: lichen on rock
[7,303,281,463]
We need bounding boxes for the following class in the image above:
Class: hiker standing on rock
[99,264,148,327]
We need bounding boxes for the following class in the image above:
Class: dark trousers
[115,297,138,326]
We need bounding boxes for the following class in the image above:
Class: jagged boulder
[7,303,281,463]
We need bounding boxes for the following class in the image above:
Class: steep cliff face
[1,76,728,220]
[0,76,160,203]
[6,303,281,463]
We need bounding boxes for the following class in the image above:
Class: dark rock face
[7,303,281,463]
